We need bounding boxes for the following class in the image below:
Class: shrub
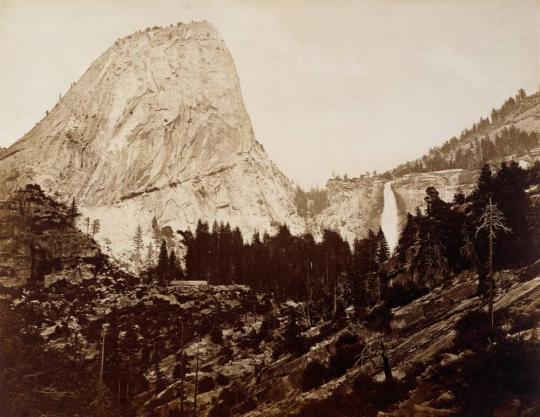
[301,361,331,391]
[208,385,247,417]
[210,327,223,344]
[435,337,540,417]
[257,316,274,341]
[328,332,365,378]
[385,282,428,308]
[453,310,503,352]
[296,400,344,417]
[364,303,392,331]
[235,397,257,414]
[508,311,539,333]
[353,372,403,411]
[215,372,230,386]
[198,375,215,393]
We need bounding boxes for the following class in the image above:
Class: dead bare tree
[193,344,200,417]
[476,197,511,327]
[97,324,108,417]
[180,321,185,416]
[380,342,393,383]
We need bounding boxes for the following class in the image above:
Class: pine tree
[366,229,378,273]
[69,197,80,223]
[145,243,154,270]
[376,227,390,265]
[168,249,182,282]
[92,219,101,236]
[475,164,494,200]
[151,216,161,243]
[152,350,166,393]
[179,229,196,279]
[133,225,144,266]
[348,237,366,312]
[396,213,418,262]
[452,188,466,205]
[157,240,169,286]
[104,312,121,389]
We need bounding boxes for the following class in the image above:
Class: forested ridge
[390,89,540,176]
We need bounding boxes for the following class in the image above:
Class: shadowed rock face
[0,22,303,254]
[0,186,100,287]
[314,177,385,243]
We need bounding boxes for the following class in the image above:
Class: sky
[0,0,538,188]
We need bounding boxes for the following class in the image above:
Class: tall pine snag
[476,197,511,327]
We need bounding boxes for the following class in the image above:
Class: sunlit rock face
[0,22,304,255]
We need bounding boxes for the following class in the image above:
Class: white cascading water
[381,181,399,254]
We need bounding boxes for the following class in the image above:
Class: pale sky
[0,0,538,187]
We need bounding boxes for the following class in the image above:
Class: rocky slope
[391,91,540,176]
[232,268,540,417]
[0,21,303,256]
[0,184,101,288]
[1,185,539,417]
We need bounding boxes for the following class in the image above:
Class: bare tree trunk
[98,328,107,417]
[193,345,200,417]
[488,229,494,328]
[117,377,121,411]
[332,285,337,319]
[180,322,185,416]
[380,342,393,383]
[307,261,312,326]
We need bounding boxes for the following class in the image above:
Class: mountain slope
[314,91,540,243]
[391,91,540,176]
[0,21,303,255]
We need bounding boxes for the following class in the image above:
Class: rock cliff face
[0,22,303,255]
[313,169,477,244]
[0,185,100,287]
[1,20,538,254]
[391,169,477,228]
[313,177,385,243]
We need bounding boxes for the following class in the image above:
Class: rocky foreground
[2,260,538,417]
[1,184,540,417]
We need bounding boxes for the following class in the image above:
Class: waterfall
[381,181,399,253]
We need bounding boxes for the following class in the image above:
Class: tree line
[147,161,539,317]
